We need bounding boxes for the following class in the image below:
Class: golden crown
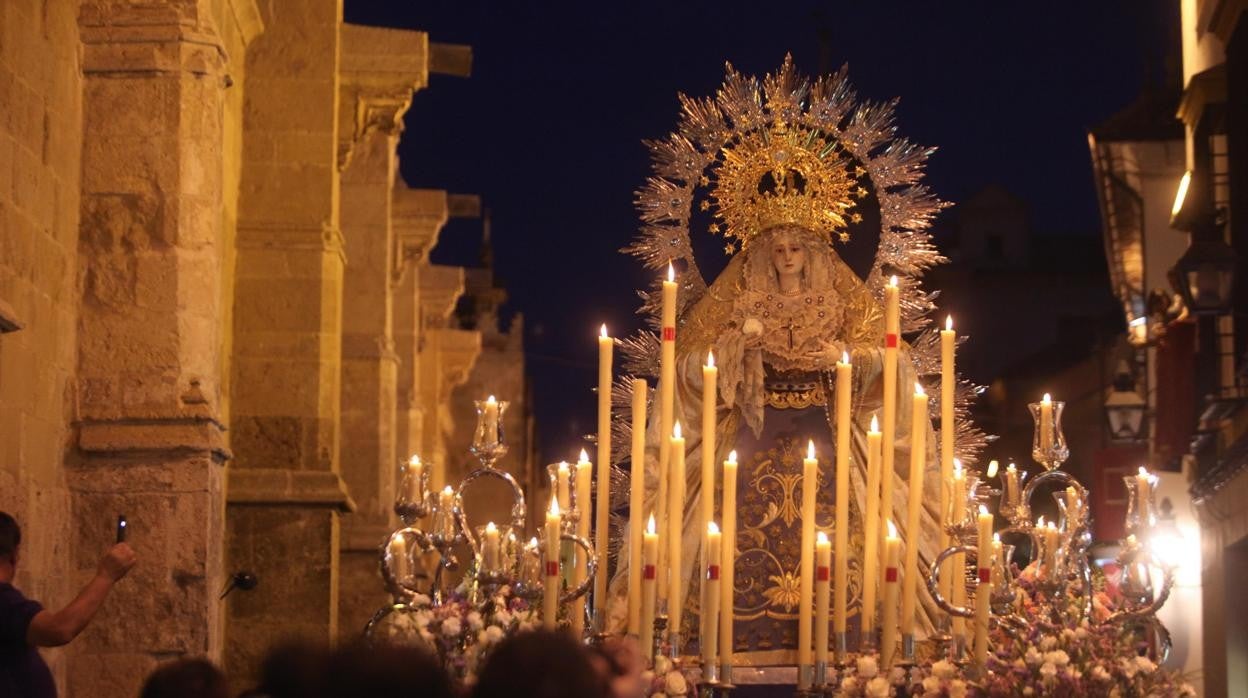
[708,123,865,253]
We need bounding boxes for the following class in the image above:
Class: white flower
[494,608,513,626]
[921,676,941,694]
[856,655,879,679]
[865,676,891,698]
[888,667,905,685]
[1040,662,1057,681]
[1074,626,1089,641]
[1119,657,1138,679]
[441,616,462,636]
[1039,635,1057,651]
[654,655,673,675]
[949,680,968,698]
[467,611,484,631]
[1025,646,1042,666]
[1091,665,1112,682]
[485,625,504,643]
[841,676,859,692]
[1023,688,1034,696]
[411,593,432,607]
[931,659,956,680]
[1134,655,1156,674]
[664,670,689,695]
[1044,650,1070,667]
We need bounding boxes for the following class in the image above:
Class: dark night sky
[344,0,1174,461]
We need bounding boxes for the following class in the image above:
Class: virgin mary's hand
[804,339,844,367]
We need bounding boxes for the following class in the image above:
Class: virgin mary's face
[770,233,806,278]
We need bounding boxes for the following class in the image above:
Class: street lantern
[1104,360,1147,443]
[1170,170,1234,315]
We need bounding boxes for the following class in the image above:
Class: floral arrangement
[642,654,698,697]
[376,585,538,688]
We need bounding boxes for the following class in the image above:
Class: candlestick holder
[470,398,509,468]
[380,527,425,601]
[1123,472,1158,536]
[1027,398,1069,470]
[545,462,583,531]
[395,458,430,525]
[651,614,668,667]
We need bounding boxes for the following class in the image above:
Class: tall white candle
[700,350,717,652]
[484,394,500,445]
[1136,466,1153,525]
[972,508,996,669]
[573,452,593,636]
[862,415,882,635]
[1039,393,1053,453]
[798,440,819,679]
[1004,462,1020,508]
[544,496,562,630]
[880,277,900,570]
[403,455,424,505]
[834,352,851,638]
[556,462,571,513]
[658,264,677,585]
[882,520,901,669]
[939,316,955,608]
[950,460,968,643]
[628,379,648,634]
[668,422,686,643]
[595,325,613,621]
[391,533,410,584]
[483,521,500,572]
[702,522,722,669]
[900,383,927,637]
[640,515,659,659]
[720,451,738,674]
[814,531,832,667]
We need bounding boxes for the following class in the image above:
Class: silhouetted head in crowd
[322,642,452,698]
[246,641,331,698]
[139,658,228,698]
[0,512,20,567]
[473,629,609,698]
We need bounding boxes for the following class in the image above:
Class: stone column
[225,0,353,684]
[334,25,432,637]
[71,3,255,695]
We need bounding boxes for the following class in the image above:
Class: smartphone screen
[116,515,127,543]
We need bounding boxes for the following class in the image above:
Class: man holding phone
[0,511,137,697]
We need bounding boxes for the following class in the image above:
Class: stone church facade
[0,1,530,694]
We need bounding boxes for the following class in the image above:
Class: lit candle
[702,521,722,670]
[1064,486,1081,531]
[402,455,424,505]
[390,533,410,584]
[432,486,456,538]
[950,460,968,644]
[1004,462,1020,508]
[798,440,818,680]
[544,496,562,629]
[668,422,686,644]
[1039,393,1053,453]
[628,379,648,635]
[861,415,882,636]
[483,521,500,572]
[972,518,996,669]
[1043,519,1060,575]
[901,383,928,637]
[880,277,900,573]
[939,316,955,609]
[720,451,738,675]
[556,462,571,513]
[881,520,901,669]
[814,531,832,668]
[573,451,593,636]
[484,394,500,445]
[1136,466,1153,525]
[700,350,718,651]
[640,515,659,658]
[657,264,678,585]
[834,352,851,640]
[595,325,613,621]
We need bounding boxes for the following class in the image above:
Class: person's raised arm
[26,543,136,647]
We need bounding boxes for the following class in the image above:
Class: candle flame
[529,536,539,548]
[579,449,590,463]
[887,519,898,538]
[408,454,422,466]
[986,460,999,478]
[485,521,497,534]
[600,323,609,338]
[486,394,497,405]
[1037,515,1046,527]
[1047,520,1058,531]
[979,504,989,516]
[708,521,720,535]
[1042,392,1051,405]
[946,315,953,331]
[727,450,737,464]
[816,530,828,545]
[673,421,682,439]
[1006,461,1017,473]
[841,350,850,365]
[915,382,926,397]
[953,459,963,477]
[647,514,657,534]
[707,349,715,368]
[807,439,816,460]
[443,486,454,496]
[1137,465,1149,477]
[549,495,560,517]
[557,461,569,474]
[870,414,879,432]
[889,275,898,288]
[994,532,1001,543]
[667,262,675,282]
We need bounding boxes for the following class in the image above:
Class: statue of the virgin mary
[607,58,986,667]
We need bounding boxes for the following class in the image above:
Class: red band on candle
[886,333,898,348]
[978,568,991,584]
[643,564,656,580]
[662,326,675,341]
[546,561,559,577]
[816,566,830,582]
[707,565,720,581]
[886,567,898,583]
